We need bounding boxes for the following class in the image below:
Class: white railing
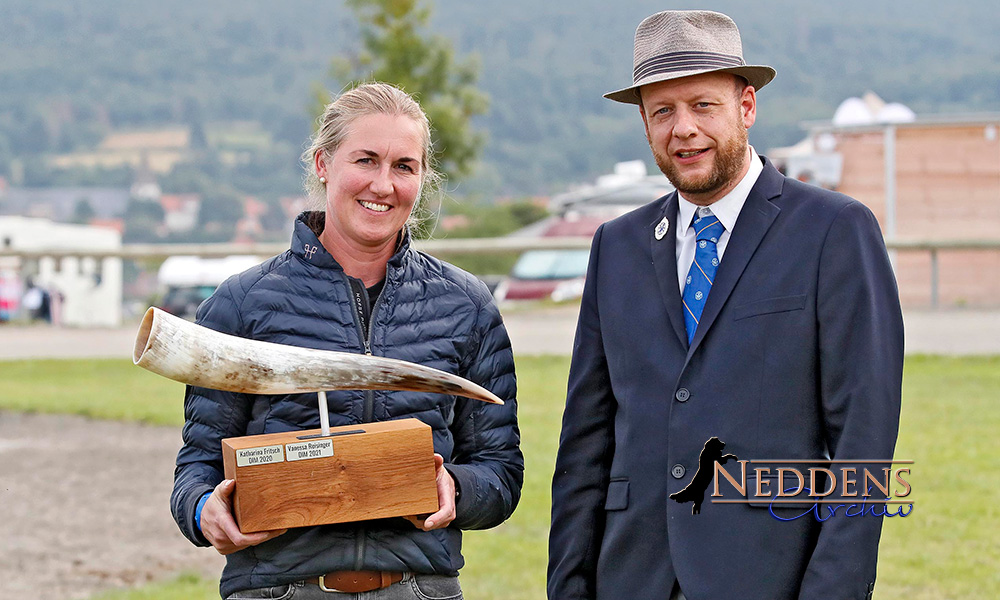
[2,236,592,260]
[4,237,1000,309]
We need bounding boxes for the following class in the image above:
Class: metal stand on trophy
[132,307,503,533]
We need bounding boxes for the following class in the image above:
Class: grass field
[873,355,1000,600]
[2,355,997,599]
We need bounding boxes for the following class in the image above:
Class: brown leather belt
[305,570,405,593]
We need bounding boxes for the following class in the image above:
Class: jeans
[225,574,462,600]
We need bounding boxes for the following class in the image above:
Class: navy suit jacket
[548,157,904,600]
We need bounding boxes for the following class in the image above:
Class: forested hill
[2,0,997,196]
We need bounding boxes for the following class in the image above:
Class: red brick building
[773,110,1000,308]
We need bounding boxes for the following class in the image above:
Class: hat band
[633,50,745,83]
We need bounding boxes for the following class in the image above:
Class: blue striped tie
[682,209,725,345]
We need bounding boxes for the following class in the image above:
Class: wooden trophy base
[222,418,439,533]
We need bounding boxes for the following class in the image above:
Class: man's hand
[201,479,287,555]
[405,454,457,531]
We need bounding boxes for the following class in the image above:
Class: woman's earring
[319,176,327,184]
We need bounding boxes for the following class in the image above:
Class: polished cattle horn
[133,307,503,404]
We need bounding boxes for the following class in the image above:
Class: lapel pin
[654,217,670,240]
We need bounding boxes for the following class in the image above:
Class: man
[548,10,903,600]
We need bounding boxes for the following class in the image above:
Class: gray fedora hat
[605,10,776,105]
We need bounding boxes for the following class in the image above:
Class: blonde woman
[171,83,522,600]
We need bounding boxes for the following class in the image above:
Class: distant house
[89,218,125,235]
[160,194,201,233]
[51,126,191,174]
[100,128,190,152]
[770,94,1000,307]
[233,196,268,242]
[439,214,472,232]
[130,159,163,201]
[281,196,309,220]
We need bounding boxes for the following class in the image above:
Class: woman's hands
[204,453,456,548]
[405,454,457,531]
[200,479,287,555]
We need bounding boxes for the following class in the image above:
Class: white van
[157,255,261,318]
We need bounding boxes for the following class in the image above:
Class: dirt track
[0,411,225,599]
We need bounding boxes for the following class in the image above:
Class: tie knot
[693,210,724,242]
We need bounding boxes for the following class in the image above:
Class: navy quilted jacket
[170,213,523,597]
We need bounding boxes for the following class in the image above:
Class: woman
[171,82,523,600]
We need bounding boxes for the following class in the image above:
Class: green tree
[183,97,208,150]
[71,197,96,224]
[198,190,244,241]
[322,0,489,183]
[441,199,548,238]
[0,134,12,177]
[123,198,165,243]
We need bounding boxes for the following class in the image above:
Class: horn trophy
[133,307,503,404]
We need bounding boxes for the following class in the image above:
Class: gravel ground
[0,411,225,599]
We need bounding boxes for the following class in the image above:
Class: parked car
[493,249,590,302]
[159,284,218,319]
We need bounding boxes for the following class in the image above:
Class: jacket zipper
[343,270,387,570]
[364,286,385,422]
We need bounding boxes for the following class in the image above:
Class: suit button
[671,464,686,479]
[675,388,690,402]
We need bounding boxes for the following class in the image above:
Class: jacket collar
[651,195,687,348]
[291,211,412,273]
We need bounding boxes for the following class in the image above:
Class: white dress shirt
[676,147,764,295]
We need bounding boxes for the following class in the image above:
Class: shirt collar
[677,146,763,233]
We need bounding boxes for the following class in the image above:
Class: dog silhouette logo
[669,437,739,515]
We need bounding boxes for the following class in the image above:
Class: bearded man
[547,11,903,600]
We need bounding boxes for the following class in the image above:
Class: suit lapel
[650,193,688,348]
[687,161,784,353]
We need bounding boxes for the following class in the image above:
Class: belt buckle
[317,575,346,593]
